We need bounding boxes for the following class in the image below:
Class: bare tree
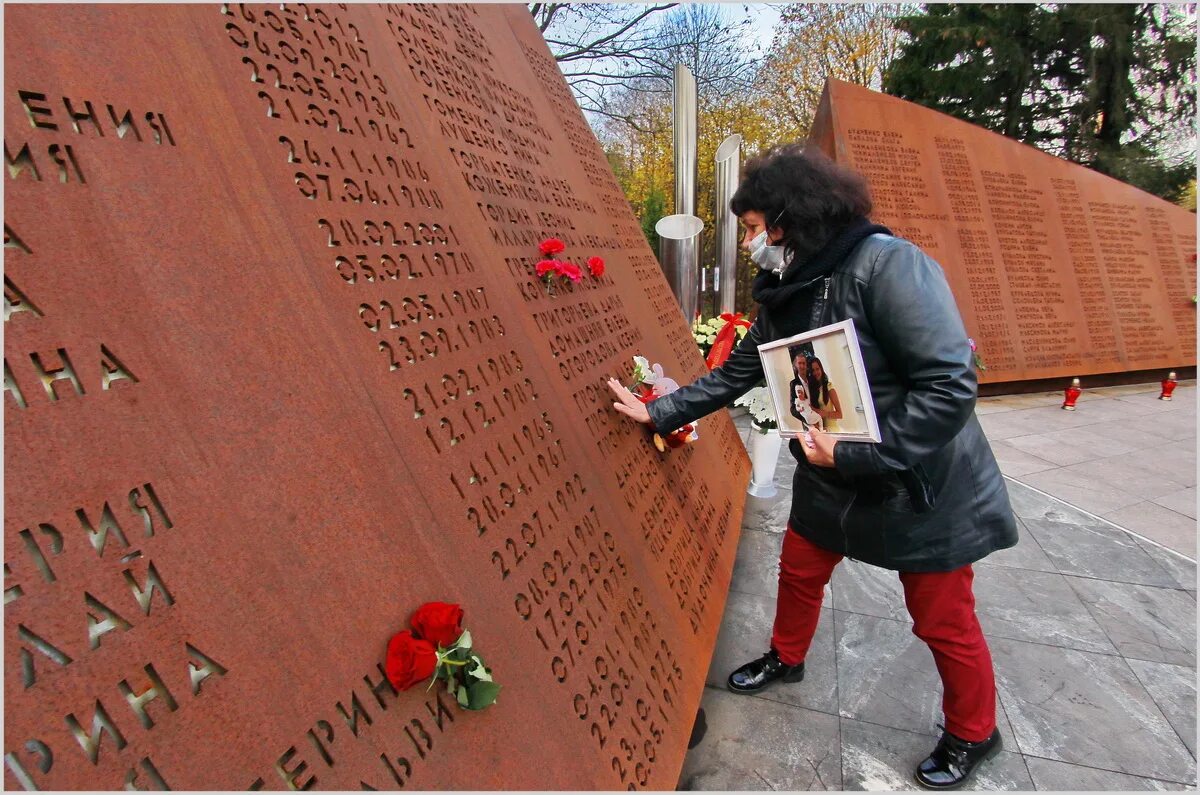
[531,4,756,130]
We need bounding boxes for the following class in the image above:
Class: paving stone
[741,491,791,536]
[1004,433,1100,466]
[1066,418,1176,452]
[1152,487,1198,520]
[831,559,908,623]
[991,636,1196,784]
[1003,479,1066,521]
[1121,442,1199,482]
[840,717,1034,791]
[677,688,842,791]
[1103,501,1197,559]
[1060,456,1189,501]
[1113,392,1190,415]
[729,528,785,600]
[704,589,838,715]
[1126,658,1198,756]
[1024,757,1191,790]
[834,611,1016,748]
[1049,425,1164,458]
[988,440,1059,477]
[978,412,1043,441]
[1133,538,1198,593]
[1021,400,1131,427]
[1065,577,1196,667]
[1020,467,1148,515]
[1020,513,1178,588]
[981,519,1060,573]
[973,564,1118,655]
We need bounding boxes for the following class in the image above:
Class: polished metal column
[656,214,704,323]
[667,64,699,317]
[714,133,743,314]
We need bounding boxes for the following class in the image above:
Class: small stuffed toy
[628,356,699,452]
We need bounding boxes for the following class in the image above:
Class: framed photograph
[757,319,881,442]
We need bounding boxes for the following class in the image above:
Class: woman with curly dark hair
[607,145,1017,790]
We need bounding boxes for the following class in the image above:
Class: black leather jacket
[648,234,1018,572]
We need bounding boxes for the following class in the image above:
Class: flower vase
[746,423,782,498]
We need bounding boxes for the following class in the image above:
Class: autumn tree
[760,4,910,135]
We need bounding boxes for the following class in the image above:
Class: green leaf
[455,682,470,708]
[465,680,501,710]
[454,630,472,649]
[468,658,493,683]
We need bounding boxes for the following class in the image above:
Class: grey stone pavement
[680,382,1197,791]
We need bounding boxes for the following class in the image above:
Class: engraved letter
[99,344,138,390]
[107,106,143,142]
[186,643,229,695]
[4,277,43,322]
[362,663,398,710]
[6,142,41,181]
[335,692,372,738]
[62,97,104,137]
[85,591,132,649]
[65,700,127,765]
[4,739,53,791]
[4,360,26,409]
[17,624,72,688]
[124,756,169,790]
[129,483,172,538]
[274,747,315,791]
[4,224,32,252]
[18,90,56,130]
[118,664,179,730]
[75,502,130,557]
[30,348,84,402]
[123,561,175,616]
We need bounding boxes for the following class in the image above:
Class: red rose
[587,256,605,277]
[385,630,437,690]
[560,261,583,283]
[536,259,558,277]
[410,601,464,648]
[539,238,566,256]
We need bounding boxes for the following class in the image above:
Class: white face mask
[750,235,787,272]
[749,210,788,272]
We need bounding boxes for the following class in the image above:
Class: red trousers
[771,529,997,743]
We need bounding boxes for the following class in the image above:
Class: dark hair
[808,356,830,408]
[730,144,872,266]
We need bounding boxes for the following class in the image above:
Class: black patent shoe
[726,649,805,693]
[914,727,1002,790]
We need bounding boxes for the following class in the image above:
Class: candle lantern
[1159,371,1178,401]
[1062,377,1082,411]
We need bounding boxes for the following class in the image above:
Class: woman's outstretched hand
[607,378,652,425]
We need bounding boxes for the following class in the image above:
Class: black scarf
[752,217,892,329]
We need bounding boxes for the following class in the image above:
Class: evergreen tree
[883,3,1196,200]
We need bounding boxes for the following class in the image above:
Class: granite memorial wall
[811,79,1197,384]
[3,4,749,789]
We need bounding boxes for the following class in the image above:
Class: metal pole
[669,64,699,318]
[714,134,743,315]
[656,214,705,324]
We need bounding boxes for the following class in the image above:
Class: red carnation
[560,261,583,283]
[410,601,465,648]
[587,256,605,277]
[539,238,566,256]
[385,630,437,690]
[536,259,559,277]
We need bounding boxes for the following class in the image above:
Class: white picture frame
[757,319,881,443]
